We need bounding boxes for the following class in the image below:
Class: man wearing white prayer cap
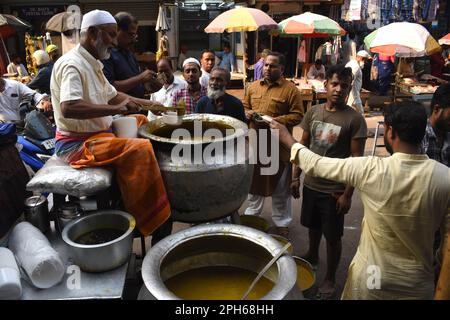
[50,9,171,240]
[171,57,207,113]
[345,50,371,114]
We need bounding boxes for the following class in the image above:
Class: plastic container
[0,247,22,300]
[112,116,138,138]
[162,111,182,125]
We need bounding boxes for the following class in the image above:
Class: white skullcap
[80,9,116,30]
[182,57,201,69]
[32,50,50,66]
[357,50,371,59]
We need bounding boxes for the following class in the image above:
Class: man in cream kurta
[52,43,118,134]
[271,101,450,299]
[51,9,171,239]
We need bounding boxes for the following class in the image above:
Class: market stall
[364,22,442,103]
[397,74,447,105]
[291,78,372,112]
[0,14,32,77]
[272,12,346,77]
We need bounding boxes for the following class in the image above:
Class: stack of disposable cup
[0,247,22,300]
[8,222,65,289]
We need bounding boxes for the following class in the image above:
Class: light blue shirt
[216,51,236,72]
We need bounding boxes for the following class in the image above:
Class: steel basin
[139,114,254,223]
[61,210,135,272]
[139,224,303,300]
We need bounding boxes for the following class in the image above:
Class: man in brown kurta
[243,51,304,238]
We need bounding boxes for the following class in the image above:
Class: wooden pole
[0,34,10,65]
[242,30,247,91]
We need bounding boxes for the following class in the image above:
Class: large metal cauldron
[139,224,303,300]
[139,114,254,223]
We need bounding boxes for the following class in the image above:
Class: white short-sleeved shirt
[0,79,45,122]
[7,63,29,77]
[50,44,118,133]
[307,65,325,80]
[149,76,186,107]
[199,68,210,88]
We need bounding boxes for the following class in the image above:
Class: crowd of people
[0,9,449,301]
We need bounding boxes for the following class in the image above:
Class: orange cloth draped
[70,115,170,236]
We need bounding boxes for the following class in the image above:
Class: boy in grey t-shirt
[291,65,367,299]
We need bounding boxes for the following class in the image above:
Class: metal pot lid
[24,195,46,207]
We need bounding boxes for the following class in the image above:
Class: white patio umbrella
[364,22,441,57]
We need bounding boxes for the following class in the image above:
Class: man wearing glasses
[103,12,161,100]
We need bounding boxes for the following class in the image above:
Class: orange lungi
[70,115,170,236]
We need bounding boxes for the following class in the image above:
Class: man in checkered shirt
[420,83,450,278]
[171,58,207,113]
[421,83,450,167]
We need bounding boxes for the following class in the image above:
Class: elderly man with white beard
[50,10,171,239]
[195,67,246,122]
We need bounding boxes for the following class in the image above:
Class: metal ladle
[241,242,292,300]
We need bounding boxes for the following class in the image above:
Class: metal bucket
[24,195,50,234]
[293,256,316,292]
[139,224,303,300]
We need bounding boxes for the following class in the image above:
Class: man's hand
[147,101,165,115]
[245,109,255,121]
[290,179,300,199]
[38,98,52,112]
[334,193,352,215]
[269,120,297,150]
[140,69,158,83]
[115,97,133,114]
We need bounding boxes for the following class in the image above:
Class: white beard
[207,86,225,100]
[94,35,111,60]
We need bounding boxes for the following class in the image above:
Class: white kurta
[50,44,117,133]
[291,143,450,299]
[345,59,363,114]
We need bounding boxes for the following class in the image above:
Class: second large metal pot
[139,114,254,223]
[139,224,303,300]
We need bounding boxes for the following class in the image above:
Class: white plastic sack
[26,156,113,197]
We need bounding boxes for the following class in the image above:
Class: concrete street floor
[136,91,390,300]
